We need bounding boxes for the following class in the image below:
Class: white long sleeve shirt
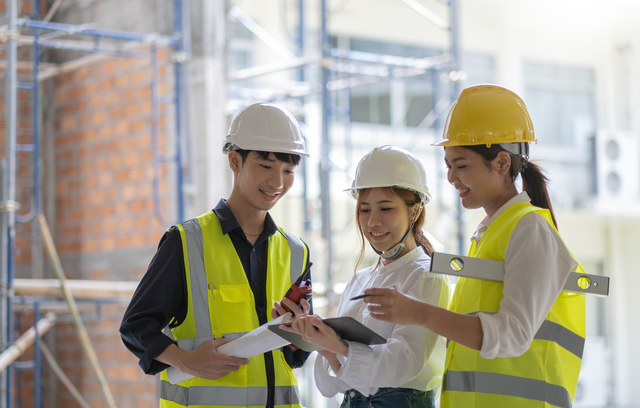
[314,247,451,398]
[474,192,579,359]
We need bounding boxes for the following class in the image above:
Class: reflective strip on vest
[178,220,306,350]
[446,312,585,359]
[222,331,249,341]
[280,227,305,286]
[444,370,572,408]
[182,218,213,340]
[163,214,306,407]
[161,382,301,406]
[175,335,215,352]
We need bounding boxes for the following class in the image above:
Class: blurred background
[1,0,639,406]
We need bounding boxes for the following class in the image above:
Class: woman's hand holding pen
[279,315,349,357]
[363,287,425,326]
[271,297,310,321]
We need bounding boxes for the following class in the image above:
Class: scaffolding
[1,0,189,406]
[222,0,463,313]
[2,0,462,406]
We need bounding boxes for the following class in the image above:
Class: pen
[349,294,373,301]
[349,285,396,301]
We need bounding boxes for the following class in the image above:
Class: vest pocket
[211,284,256,334]
[219,284,252,302]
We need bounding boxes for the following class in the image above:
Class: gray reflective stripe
[280,227,305,283]
[174,333,246,350]
[446,311,584,358]
[535,319,584,358]
[163,326,175,340]
[176,335,215,352]
[444,370,572,408]
[161,382,300,406]
[222,331,249,341]
[181,218,213,339]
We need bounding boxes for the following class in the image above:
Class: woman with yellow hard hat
[362,84,586,408]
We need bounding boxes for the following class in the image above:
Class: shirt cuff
[139,334,175,375]
[313,355,345,398]
[478,312,500,359]
[337,341,373,395]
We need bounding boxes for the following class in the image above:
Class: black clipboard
[267,317,387,352]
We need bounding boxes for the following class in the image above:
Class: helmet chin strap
[371,204,422,260]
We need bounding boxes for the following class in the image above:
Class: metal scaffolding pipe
[4,1,18,406]
[229,6,295,59]
[38,341,90,408]
[319,0,335,311]
[399,0,449,30]
[449,0,464,255]
[16,19,176,45]
[13,279,137,299]
[0,312,56,373]
[37,215,117,408]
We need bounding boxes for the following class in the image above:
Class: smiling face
[357,188,418,255]
[444,146,516,218]
[229,150,296,212]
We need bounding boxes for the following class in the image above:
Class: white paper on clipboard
[166,313,292,384]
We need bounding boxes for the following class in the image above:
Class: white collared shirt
[473,192,579,359]
[314,247,452,397]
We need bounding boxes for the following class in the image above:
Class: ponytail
[517,159,557,228]
[462,145,558,229]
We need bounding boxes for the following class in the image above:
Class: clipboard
[267,317,387,352]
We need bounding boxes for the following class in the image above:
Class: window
[338,37,495,128]
[524,62,596,147]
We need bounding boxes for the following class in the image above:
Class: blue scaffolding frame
[2,0,189,406]
[226,0,461,316]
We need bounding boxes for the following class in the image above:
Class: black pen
[349,294,373,301]
[349,285,396,301]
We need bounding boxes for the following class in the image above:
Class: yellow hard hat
[433,84,537,147]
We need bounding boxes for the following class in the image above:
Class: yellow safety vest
[159,211,309,408]
[441,202,586,408]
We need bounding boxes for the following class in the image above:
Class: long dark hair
[354,187,434,271]
[461,144,558,229]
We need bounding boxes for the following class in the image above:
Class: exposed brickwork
[53,47,171,259]
[1,0,176,401]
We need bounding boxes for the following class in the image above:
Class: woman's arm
[366,213,577,359]
[479,213,576,358]
[364,284,483,351]
[340,273,452,392]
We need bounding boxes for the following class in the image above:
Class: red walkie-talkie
[280,262,313,314]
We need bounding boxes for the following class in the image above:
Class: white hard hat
[223,103,308,157]
[345,145,431,204]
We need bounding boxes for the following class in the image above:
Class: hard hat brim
[344,185,431,205]
[432,137,537,148]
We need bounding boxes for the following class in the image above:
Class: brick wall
[3,26,175,408]
[45,47,174,407]
[53,49,171,258]
[2,0,180,405]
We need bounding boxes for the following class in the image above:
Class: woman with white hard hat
[280,145,451,407]
[362,85,587,408]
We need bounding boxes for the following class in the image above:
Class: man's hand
[158,340,250,380]
[271,297,310,320]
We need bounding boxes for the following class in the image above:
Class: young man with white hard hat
[120,103,312,408]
